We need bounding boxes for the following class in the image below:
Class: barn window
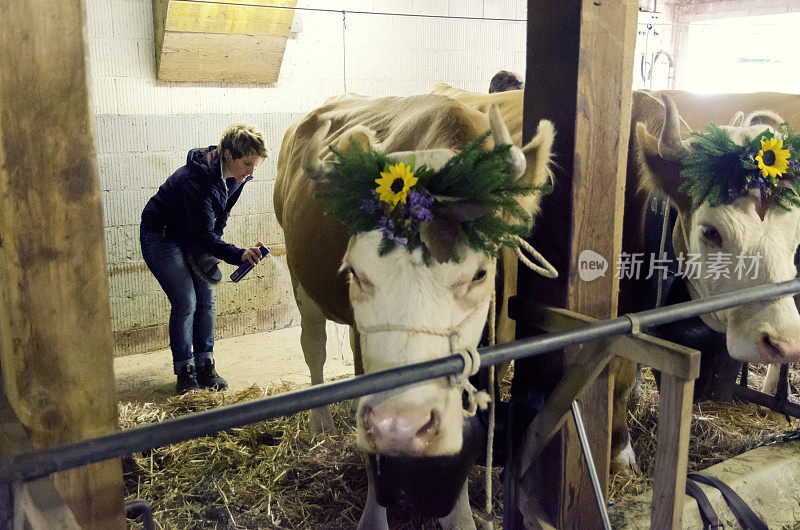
[681,12,800,93]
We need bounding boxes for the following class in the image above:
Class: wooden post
[0,1,125,528]
[651,374,694,529]
[512,0,638,527]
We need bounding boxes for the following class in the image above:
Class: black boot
[176,364,201,394]
[196,358,228,390]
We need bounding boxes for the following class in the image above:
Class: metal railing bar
[571,401,612,530]
[2,277,800,485]
[731,385,800,418]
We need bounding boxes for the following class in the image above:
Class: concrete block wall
[84,0,528,357]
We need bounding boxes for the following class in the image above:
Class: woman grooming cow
[140,124,268,394]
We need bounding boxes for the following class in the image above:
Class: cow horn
[489,104,526,181]
[302,120,336,181]
[658,95,690,161]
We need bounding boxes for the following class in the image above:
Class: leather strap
[687,473,768,530]
[685,479,724,529]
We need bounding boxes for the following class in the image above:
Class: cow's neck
[673,215,726,333]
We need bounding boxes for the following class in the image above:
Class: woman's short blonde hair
[219,124,269,159]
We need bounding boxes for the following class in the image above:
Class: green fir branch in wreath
[316,131,552,264]
[679,123,800,211]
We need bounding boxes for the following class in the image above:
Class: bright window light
[681,13,800,94]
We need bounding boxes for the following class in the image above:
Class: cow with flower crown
[274,93,555,528]
[433,81,800,476]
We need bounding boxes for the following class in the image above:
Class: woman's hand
[242,242,265,265]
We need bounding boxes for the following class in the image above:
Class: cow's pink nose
[759,334,800,363]
[361,405,440,455]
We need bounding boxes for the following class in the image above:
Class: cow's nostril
[759,333,797,362]
[416,409,440,437]
[361,405,374,427]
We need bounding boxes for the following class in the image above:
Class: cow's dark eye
[700,225,723,247]
[472,268,487,283]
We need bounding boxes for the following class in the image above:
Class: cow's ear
[520,119,554,189]
[744,109,784,129]
[328,125,377,157]
[635,122,692,212]
[511,119,555,222]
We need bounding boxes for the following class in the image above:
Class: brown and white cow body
[275,93,554,528]
[433,82,800,473]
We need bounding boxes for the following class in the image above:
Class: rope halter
[356,303,491,417]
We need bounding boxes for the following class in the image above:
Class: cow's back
[275,93,491,325]
[653,90,800,131]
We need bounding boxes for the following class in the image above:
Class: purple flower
[383,231,408,246]
[360,191,380,214]
[378,215,395,231]
[407,190,434,221]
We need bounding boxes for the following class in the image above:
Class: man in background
[489,70,524,93]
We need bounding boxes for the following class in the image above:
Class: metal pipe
[731,385,800,418]
[2,278,800,484]
[125,499,154,530]
[571,401,612,530]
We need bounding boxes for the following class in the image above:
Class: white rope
[515,236,558,278]
[482,291,497,530]
[357,304,490,417]
[449,348,490,417]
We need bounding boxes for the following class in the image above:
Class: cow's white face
[343,231,495,455]
[686,196,800,362]
[638,98,800,364]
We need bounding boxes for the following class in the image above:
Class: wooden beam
[524,305,700,380]
[153,0,169,73]
[159,31,290,84]
[166,0,296,37]
[0,2,124,528]
[651,374,694,529]
[153,0,297,83]
[514,0,638,527]
[508,304,699,491]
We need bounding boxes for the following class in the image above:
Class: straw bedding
[121,364,798,529]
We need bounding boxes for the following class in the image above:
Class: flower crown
[680,123,800,211]
[316,131,551,264]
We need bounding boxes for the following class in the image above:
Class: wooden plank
[523,305,700,380]
[515,337,615,476]
[159,31,288,83]
[516,0,638,527]
[166,0,296,37]
[153,0,169,72]
[0,1,124,528]
[13,479,81,530]
[651,374,694,529]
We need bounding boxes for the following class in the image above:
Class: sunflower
[375,162,418,208]
[755,137,791,182]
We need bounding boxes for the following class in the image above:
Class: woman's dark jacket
[141,146,249,265]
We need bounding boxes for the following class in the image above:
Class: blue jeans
[140,227,215,371]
